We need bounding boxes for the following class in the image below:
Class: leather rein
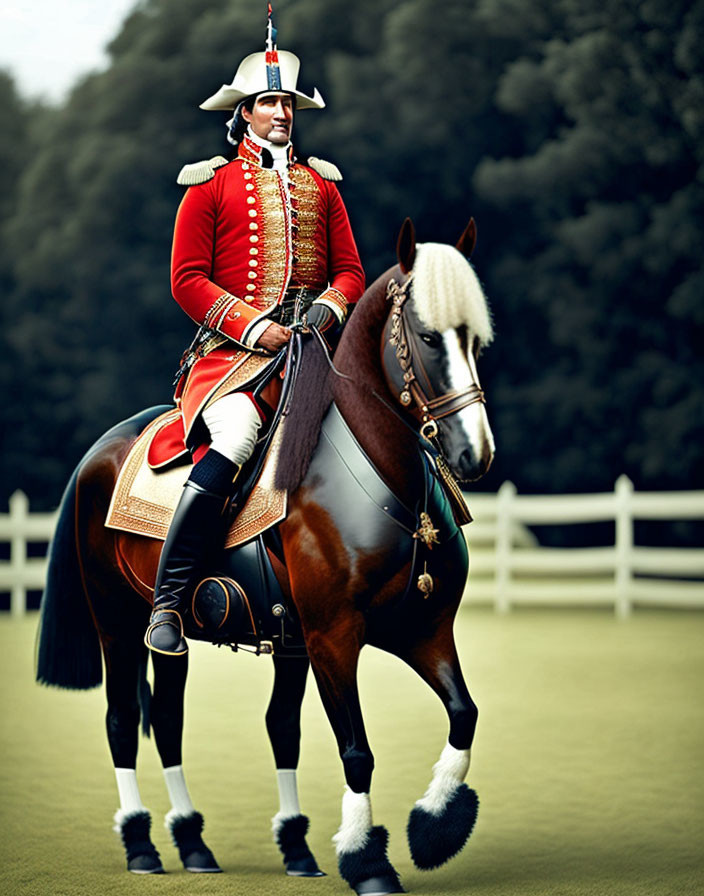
[306,274,487,457]
[382,275,486,443]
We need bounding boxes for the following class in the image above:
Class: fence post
[615,475,633,618]
[495,480,516,613]
[10,490,29,618]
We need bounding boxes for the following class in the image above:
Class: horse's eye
[420,332,442,348]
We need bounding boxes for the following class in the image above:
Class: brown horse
[36,219,494,895]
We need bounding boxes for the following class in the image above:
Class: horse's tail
[35,465,103,690]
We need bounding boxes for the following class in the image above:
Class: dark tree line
[1,0,702,511]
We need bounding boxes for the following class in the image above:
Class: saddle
[180,402,469,655]
[105,408,287,549]
[106,396,470,657]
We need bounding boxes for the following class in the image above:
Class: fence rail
[462,476,704,616]
[1,477,703,616]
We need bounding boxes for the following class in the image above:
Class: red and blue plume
[265,3,282,90]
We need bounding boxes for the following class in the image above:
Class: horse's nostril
[459,448,475,477]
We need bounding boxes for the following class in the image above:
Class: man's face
[243,93,294,144]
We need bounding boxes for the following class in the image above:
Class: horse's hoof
[127,854,165,874]
[338,826,404,896]
[286,854,326,876]
[116,809,164,874]
[355,875,406,895]
[275,813,324,876]
[166,810,221,872]
[407,783,479,869]
[184,848,222,873]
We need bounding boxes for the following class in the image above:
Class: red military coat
[149,137,365,468]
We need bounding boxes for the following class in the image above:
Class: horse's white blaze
[415,743,471,816]
[332,787,373,855]
[443,330,494,464]
[271,768,303,835]
[163,764,196,816]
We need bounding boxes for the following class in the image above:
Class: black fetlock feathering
[117,810,163,874]
[338,825,403,892]
[407,784,479,870]
[275,814,324,876]
[167,810,221,873]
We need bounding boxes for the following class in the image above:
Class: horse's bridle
[382,276,486,442]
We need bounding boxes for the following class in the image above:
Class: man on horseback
[145,13,365,657]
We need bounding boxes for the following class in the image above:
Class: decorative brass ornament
[414,512,440,548]
[435,455,473,525]
[400,390,412,406]
[417,562,434,597]
[420,419,439,440]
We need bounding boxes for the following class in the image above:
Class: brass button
[249,247,259,255]
[250,234,259,242]
[246,284,256,292]
[249,259,258,267]
[248,209,257,218]
[248,271,257,280]
[247,196,256,204]
[249,223,258,231]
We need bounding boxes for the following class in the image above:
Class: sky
[0,0,138,103]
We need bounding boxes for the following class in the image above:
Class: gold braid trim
[435,456,473,526]
[290,167,327,290]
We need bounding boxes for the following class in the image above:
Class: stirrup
[145,609,188,656]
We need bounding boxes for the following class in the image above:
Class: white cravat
[246,126,291,177]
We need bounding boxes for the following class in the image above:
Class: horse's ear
[397,217,416,274]
[456,218,477,258]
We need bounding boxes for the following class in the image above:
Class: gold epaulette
[176,156,229,186]
[307,156,342,181]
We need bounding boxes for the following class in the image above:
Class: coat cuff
[314,288,348,324]
[244,318,274,348]
[203,292,264,344]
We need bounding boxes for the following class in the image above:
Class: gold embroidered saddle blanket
[105,408,287,549]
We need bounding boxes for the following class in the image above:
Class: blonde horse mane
[412,243,493,345]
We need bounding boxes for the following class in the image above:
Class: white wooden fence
[0,491,57,616]
[1,477,703,617]
[462,476,704,616]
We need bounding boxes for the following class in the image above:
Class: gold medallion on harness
[414,512,440,548]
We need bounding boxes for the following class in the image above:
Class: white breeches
[201,392,262,465]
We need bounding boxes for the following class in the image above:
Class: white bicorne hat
[199,50,325,111]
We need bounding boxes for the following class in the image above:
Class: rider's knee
[202,392,262,465]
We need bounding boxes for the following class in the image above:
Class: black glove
[303,302,336,333]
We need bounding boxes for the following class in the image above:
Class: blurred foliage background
[1,0,702,512]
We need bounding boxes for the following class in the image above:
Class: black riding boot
[145,481,228,656]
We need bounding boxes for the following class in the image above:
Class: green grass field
[1,607,702,896]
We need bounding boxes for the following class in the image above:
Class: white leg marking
[272,768,303,835]
[113,768,146,827]
[332,787,373,855]
[163,764,196,822]
[415,743,471,816]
